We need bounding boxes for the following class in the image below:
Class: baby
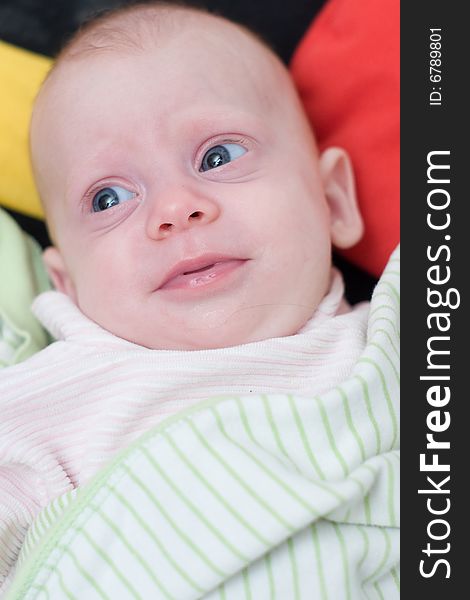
[31,1,364,352]
[1,2,399,597]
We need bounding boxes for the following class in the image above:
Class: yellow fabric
[0,41,52,219]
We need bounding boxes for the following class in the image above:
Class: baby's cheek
[73,255,118,311]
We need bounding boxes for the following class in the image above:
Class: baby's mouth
[158,255,249,292]
[183,263,216,275]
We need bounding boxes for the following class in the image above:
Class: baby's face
[31,16,362,349]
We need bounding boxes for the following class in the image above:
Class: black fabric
[0,0,325,63]
[4,207,50,248]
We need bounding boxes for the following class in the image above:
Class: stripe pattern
[6,247,400,599]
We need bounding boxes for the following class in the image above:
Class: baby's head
[30,1,363,350]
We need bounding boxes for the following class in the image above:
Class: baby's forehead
[47,8,287,106]
[58,9,274,74]
[38,29,287,139]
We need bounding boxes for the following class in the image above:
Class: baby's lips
[157,254,248,290]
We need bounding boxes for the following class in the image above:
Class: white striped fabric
[4,247,400,599]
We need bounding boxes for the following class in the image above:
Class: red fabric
[290,0,399,277]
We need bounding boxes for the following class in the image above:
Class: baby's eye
[199,143,247,172]
[92,186,135,212]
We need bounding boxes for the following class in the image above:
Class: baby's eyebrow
[63,161,123,204]
[170,108,265,138]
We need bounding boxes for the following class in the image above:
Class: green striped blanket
[6,248,400,600]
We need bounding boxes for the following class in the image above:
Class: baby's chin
[122,308,315,351]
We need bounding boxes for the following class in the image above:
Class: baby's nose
[147,190,220,240]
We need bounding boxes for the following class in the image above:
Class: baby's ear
[319,147,363,249]
[42,246,77,301]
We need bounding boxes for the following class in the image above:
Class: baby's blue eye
[199,143,247,172]
[92,186,135,212]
